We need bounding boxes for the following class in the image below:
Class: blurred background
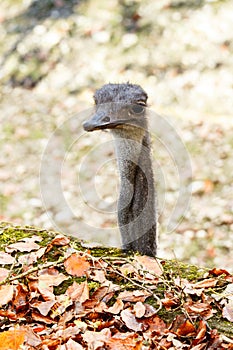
[0,0,233,269]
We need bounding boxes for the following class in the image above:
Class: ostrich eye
[130,105,144,114]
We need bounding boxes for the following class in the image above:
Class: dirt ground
[0,0,233,269]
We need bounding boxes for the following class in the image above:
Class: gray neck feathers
[111,126,157,256]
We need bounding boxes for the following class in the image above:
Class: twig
[102,257,163,313]
[0,256,67,285]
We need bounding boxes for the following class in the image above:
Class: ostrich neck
[111,127,157,256]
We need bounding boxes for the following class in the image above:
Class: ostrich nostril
[102,116,110,123]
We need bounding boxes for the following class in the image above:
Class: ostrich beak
[83,108,145,132]
[83,111,111,132]
[83,111,128,132]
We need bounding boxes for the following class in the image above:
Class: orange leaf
[51,234,70,246]
[176,320,196,336]
[0,329,26,350]
[64,253,90,277]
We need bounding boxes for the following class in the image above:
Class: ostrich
[83,83,157,256]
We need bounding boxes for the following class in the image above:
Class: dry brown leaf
[0,251,16,265]
[121,308,143,332]
[64,253,90,277]
[133,301,146,318]
[120,263,137,275]
[134,255,163,276]
[143,303,158,317]
[107,299,124,314]
[185,301,214,319]
[66,281,89,302]
[176,319,196,336]
[7,242,40,252]
[161,292,180,309]
[82,329,111,350]
[191,278,218,289]
[91,269,106,283]
[91,285,110,301]
[0,267,9,282]
[31,311,56,324]
[0,284,14,306]
[194,320,207,344]
[32,300,56,316]
[13,284,28,311]
[50,294,73,319]
[60,338,84,350]
[0,309,17,320]
[18,247,46,265]
[37,282,55,302]
[209,268,231,277]
[222,300,233,322]
[0,329,26,350]
[51,234,70,246]
[38,272,68,287]
[24,326,41,348]
[141,315,167,332]
[118,289,151,302]
[107,332,143,349]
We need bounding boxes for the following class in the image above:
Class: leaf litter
[0,224,233,349]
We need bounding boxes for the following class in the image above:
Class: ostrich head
[83,83,148,133]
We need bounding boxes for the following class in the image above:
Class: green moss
[208,316,233,338]
[0,222,57,247]
[162,259,208,281]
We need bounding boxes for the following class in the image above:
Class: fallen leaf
[107,299,124,314]
[18,247,46,265]
[24,326,41,347]
[161,291,180,309]
[176,320,196,336]
[121,308,143,332]
[133,301,146,318]
[0,284,14,306]
[134,255,163,276]
[223,300,233,322]
[13,284,28,311]
[38,272,68,287]
[51,234,70,246]
[0,267,9,282]
[141,315,167,332]
[64,253,90,277]
[50,294,73,319]
[191,278,218,289]
[60,338,84,349]
[118,289,151,302]
[91,285,109,302]
[31,312,56,324]
[193,320,207,346]
[0,251,16,264]
[66,281,89,302]
[7,242,40,252]
[91,269,106,283]
[32,300,56,316]
[82,329,111,350]
[107,332,143,349]
[0,329,26,350]
[209,268,231,277]
[185,301,214,319]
